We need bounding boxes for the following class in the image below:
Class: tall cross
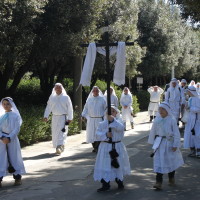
[81,21,134,115]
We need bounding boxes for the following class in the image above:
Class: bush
[18,105,51,147]
[135,90,150,111]
[18,104,81,147]
[68,110,81,135]
[13,77,46,105]
[132,95,140,115]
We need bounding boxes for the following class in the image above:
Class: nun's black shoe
[97,186,110,192]
[115,178,124,189]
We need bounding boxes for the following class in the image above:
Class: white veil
[120,87,132,102]
[86,86,104,102]
[0,97,22,126]
[51,83,67,96]
[188,80,196,87]
[187,86,198,97]
[154,101,173,122]
[104,86,117,96]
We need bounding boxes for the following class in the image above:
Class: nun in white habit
[120,87,134,130]
[82,86,106,152]
[0,97,25,187]
[165,78,185,123]
[148,102,184,190]
[94,105,131,192]
[183,86,200,157]
[44,83,73,155]
[104,86,119,108]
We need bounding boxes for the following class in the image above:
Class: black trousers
[156,171,175,183]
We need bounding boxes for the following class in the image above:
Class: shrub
[18,105,51,147]
[13,77,45,105]
[132,95,140,115]
[68,110,81,135]
[18,104,81,146]
[135,90,150,111]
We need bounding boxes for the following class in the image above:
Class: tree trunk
[73,56,83,130]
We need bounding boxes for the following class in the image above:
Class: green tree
[0,0,45,99]
[170,0,200,23]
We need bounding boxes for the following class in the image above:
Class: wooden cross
[81,21,135,116]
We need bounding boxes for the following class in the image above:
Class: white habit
[165,81,185,121]
[120,92,133,123]
[44,93,73,148]
[82,96,106,143]
[94,118,131,182]
[104,87,119,108]
[184,96,200,149]
[148,104,184,174]
[0,112,25,177]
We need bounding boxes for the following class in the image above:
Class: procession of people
[0,78,200,193]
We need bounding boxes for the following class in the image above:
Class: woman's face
[55,85,62,95]
[124,88,128,95]
[92,88,99,97]
[159,107,168,118]
[2,100,12,112]
[111,108,117,117]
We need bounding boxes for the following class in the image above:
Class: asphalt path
[0,112,199,200]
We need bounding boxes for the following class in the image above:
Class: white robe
[120,94,133,122]
[104,94,119,108]
[82,96,106,143]
[165,87,184,121]
[0,112,25,177]
[44,93,73,148]
[148,115,184,174]
[94,118,131,182]
[148,88,164,116]
[184,97,200,149]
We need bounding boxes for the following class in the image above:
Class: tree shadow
[23,153,56,160]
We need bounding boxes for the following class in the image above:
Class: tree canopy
[0,0,199,99]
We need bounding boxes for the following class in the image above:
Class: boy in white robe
[148,102,184,190]
[0,97,26,187]
[183,86,200,157]
[104,87,119,108]
[165,78,185,124]
[120,87,134,130]
[147,86,164,122]
[44,83,73,155]
[94,105,131,192]
[82,86,106,152]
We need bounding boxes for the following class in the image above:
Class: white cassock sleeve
[158,88,164,94]
[147,88,153,94]
[171,118,181,148]
[148,122,157,144]
[81,101,89,119]
[44,98,52,118]
[66,96,73,120]
[96,121,108,141]
[7,115,21,140]
[165,88,170,103]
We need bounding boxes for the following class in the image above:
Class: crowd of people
[0,79,199,192]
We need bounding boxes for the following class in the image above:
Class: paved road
[0,112,199,200]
